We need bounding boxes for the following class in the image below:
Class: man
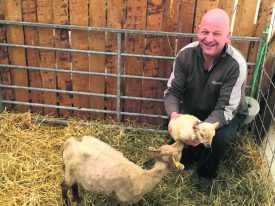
[164,8,248,193]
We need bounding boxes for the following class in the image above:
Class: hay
[0,111,274,206]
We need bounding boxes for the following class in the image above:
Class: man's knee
[212,132,234,159]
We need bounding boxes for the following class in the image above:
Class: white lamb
[61,136,185,205]
[169,114,219,147]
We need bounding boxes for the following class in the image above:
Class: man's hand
[168,112,182,137]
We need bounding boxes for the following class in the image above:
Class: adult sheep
[61,136,184,205]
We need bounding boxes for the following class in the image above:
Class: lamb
[169,114,219,148]
[61,136,185,206]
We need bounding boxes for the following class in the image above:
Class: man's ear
[226,31,231,42]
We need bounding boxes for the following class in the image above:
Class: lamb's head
[194,122,219,148]
[148,141,184,170]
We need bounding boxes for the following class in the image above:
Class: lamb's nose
[205,144,211,148]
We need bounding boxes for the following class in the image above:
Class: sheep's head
[148,141,184,170]
[194,122,219,148]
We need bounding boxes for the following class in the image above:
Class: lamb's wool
[170,114,219,147]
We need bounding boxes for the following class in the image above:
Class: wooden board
[193,0,219,33]
[37,0,57,115]
[155,0,181,123]
[231,0,258,57]
[0,0,13,110]
[21,0,43,114]
[4,0,29,112]
[248,0,274,63]
[141,0,164,124]
[69,0,90,118]
[218,0,235,20]
[177,0,196,51]
[53,0,73,117]
[123,0,147,122]
[231,0,259,91]
[89,0,106,120]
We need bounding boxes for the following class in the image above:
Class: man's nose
[205,33,214,42]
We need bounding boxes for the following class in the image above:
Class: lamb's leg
[72,183,82,204]
[61,181,70,206]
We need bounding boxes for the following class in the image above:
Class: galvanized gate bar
[0,85,163,102]
[0,64,168,81]
[0,20,261,121]
[0,20,261,41]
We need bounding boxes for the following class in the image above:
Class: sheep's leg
[72,183,82,204]
[61,181,71,206]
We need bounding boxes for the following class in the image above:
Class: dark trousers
[173,114,246,179]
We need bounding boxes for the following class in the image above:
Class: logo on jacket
[212,80,222,85]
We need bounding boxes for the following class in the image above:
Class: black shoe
[197,177,212,194]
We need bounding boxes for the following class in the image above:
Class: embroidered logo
[212,80,222,85]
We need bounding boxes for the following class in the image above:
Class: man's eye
[201,31,209,35]
[214,33,222,37]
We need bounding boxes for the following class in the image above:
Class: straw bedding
[0,111,274,206]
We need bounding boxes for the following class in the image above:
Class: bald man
[164,8,248,193]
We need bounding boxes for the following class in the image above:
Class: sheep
[169,114,219,148]
[61,136,185,206]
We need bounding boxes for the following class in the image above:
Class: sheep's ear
[212,122,219,129]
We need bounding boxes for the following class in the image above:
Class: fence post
[116,32,122,122]
[252,28,269,134]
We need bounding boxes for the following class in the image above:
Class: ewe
[61,136,184,205]
[169,114,219,147]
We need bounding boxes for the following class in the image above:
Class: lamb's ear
[212,122,219,129]
[148,147,161,157]
[193,120,201,130]
[148,147,160,152]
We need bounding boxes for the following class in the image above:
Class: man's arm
[164,52,187,117]
[205,60,247,127]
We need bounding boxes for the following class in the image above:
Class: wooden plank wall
[0,0,13,111]
[0,0,274,124]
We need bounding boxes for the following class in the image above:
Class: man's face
[197,18,231,59]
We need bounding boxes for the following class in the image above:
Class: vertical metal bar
[253,39,263,96]
[116,33,122,122]
[251,39,262,134]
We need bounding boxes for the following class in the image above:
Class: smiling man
[164,8,248,193]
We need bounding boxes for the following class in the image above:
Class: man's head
[197,8,231,60]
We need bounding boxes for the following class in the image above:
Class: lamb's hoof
[72,196,82,204]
